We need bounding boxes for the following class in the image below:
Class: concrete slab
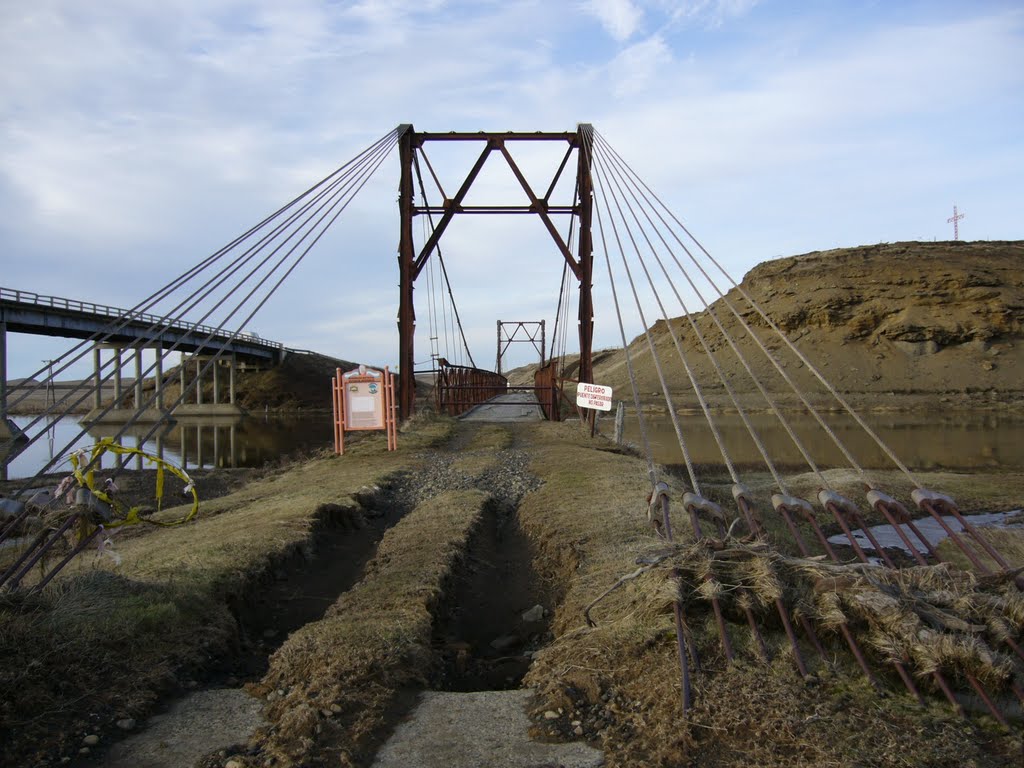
[372,690,603,768]
[459,393,544,422]
[98,688,264,768]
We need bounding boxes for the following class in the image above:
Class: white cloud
[659,0,760,27]
[583,0,644,41]
[0,1,1021,380]
[609,35,673,96]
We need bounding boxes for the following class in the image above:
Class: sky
[1,0,1022,381]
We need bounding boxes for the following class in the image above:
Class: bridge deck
[457,392,543,422]
[0,286,283,362]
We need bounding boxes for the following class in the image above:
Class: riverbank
[3,416,1023,767]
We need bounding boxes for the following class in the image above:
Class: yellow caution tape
[68,439,199,528]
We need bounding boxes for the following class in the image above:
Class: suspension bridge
[1,124,1023,731]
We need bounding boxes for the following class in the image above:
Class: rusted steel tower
[396,125,594,419]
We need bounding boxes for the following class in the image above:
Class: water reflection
[2,414,334,479]
[621,410,1024,472]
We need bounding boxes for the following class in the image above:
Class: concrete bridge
[0,286,288,435]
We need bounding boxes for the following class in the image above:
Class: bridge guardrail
[435,360,508,417]
[0,286,283,351]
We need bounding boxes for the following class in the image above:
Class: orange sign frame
[332,365,398,455]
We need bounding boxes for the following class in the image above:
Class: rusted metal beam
[397,127,417,420]
[393,126,595,418]
[544,143,576,203]
[415,131,577,142]
[576,124,595,386]
[412,205,577,215]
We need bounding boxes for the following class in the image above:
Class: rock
[225,760,245,768]
[489,634,520,652]
[982,361,995,371]
[521,604,545,623]
[116,718,136,730]
[574,726,584,737]
[26,490,52,508]
[0,498,26,519]
[353,485,383,511]
[79,747,91,755]
[543,710,559,720]
[266,692,278,703]
[82,734,100,746]
[894,339,940,357]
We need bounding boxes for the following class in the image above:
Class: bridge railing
[0,286,283,351]
[435,360,508,417]
[533,361,563,422]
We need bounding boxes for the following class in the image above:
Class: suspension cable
[7,132,397,470]
[579,126,657,486]
[7,129,399,444]
[6,128,402,414]
[412,150,477,368]
[593,132,826,493]
[595,132,884,489]
[590,144,702,493]
[10,129,400,492]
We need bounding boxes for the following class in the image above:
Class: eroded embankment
[7,418,1024,768]
[430,500,554,692]
[0,418,453,768]
[247,423,554,766]
[517,423,1023,767]
[251,488,492,766]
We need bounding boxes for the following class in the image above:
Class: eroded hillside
[593,240,1023,410]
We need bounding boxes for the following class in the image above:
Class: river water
[620,409,1024,472]
[3,414,333,480]
[4,409,1024,481]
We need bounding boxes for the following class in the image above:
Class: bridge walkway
[457,392,544,422]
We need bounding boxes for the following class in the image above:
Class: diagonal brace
[413,141,495,279]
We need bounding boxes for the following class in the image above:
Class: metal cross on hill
[947,204,965,240]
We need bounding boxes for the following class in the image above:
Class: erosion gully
[79,424,558,768]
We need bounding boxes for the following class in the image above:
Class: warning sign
[575,382,613,411]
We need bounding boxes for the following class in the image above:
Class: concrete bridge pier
[86,344,165,424]
[0,320,27,442]
[173,353,243,417]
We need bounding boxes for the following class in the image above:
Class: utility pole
[947,204,965,240]
[42,359,55,407]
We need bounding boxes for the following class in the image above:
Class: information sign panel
[344,378,385,429]
[575,382,613,411]
[332,365,398,454]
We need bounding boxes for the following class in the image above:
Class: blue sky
[1,0,1022,380]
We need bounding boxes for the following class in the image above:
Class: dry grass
[518,424,1024,767]
[4,413,1023,767]
[0,416,454,766]
[938,527,1024,573]
[252,488,491,767]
